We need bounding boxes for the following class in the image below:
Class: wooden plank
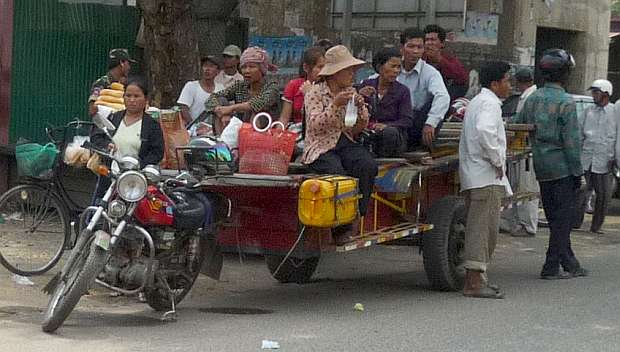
[505,123,535,131]
[336,223,434,252]
[443,122,535,132]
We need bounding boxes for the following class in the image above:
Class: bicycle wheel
[0,184,70,276]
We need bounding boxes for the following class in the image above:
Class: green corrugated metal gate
[10,0,139,143]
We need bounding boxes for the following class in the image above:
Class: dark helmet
[538,48,575,80]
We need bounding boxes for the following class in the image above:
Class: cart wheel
[265,255,319,284]
[422,196,466,291]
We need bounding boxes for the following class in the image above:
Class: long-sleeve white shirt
[579,102,617,174]
[516,84,537,113]
[397,59,450,128]
[459,88,512,195]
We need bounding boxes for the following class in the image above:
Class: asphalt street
[1,203,620,352]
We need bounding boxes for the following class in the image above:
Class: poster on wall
[463,11,499,45]
[249,35,312,76]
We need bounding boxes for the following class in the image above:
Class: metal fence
[10,0,139,143]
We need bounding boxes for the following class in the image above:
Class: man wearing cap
[576,79,618,234]
[501,68,539,237]
[177,56,224,126]
[214,45,244,89]
[397,27,450,147]
[88,48,136,116]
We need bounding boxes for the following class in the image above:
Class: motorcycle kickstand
[158,275,177,322]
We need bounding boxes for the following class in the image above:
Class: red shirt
[282,78,306,123]
[436,54,468,86]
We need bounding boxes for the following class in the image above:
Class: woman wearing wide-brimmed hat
[301,45,378,244]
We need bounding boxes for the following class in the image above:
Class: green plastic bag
[15,143,59,178]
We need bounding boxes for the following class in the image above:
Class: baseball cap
[108,48,137,63]
[222,45,242,57]
[514,67,534,82]
[588,79,613,96]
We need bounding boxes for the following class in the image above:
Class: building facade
[241,0,612,94]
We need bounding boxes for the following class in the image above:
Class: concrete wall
[240,0,331,39]
[235,0,610,94]
[498,0,611,93]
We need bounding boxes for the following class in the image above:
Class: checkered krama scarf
[240,46,278,74]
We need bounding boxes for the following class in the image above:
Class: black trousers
[309,135,378,215]
[539,176,581,273]
[375,126,408,158]
[576,171,611,232]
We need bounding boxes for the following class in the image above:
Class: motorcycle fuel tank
[134,185,175,226]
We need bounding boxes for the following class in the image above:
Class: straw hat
[318,45,365,76]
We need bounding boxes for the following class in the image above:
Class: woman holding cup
[302,45,378,244]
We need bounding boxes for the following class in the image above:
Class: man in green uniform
[513,48,588,279]
[88,48,136,116]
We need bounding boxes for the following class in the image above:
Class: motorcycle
[41,114,228,333]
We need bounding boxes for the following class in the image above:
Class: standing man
[576,79,617,234]
[397,27,450,147]
[423,24,469,100]
[514,48,588,279]
[177,55,224,125]
[501,68,539,237]
[459,61,512,299]
[214,45,244,89]
[88,48,135,116]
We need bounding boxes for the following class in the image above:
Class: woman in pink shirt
[279,47,326,126]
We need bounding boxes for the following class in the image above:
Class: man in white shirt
[214,45,244,89]
[177,56,224,125]
[459,61,512,299]
[501,68,539,237]
[397,27,450,147]
[576,79,617,233]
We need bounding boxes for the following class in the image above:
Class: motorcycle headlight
[108,200,127,218]
[117,171,147,202]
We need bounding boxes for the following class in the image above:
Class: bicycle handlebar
[45,119,96,144]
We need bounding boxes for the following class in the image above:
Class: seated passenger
[177,55,224,127]
[204,46,280,136]
[302,45,378,244]
[358,47,413,157]
[280,46,326,127]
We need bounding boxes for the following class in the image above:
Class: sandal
[463,286,505,299]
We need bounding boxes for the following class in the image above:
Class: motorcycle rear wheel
[41,239,107,333]
[144,236,207,311]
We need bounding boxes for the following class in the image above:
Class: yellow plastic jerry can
[298,175,361,227]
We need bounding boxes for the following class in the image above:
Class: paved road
[2,206,620,352]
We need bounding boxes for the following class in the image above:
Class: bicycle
[0,120,95,276]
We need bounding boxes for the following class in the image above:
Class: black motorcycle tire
[41,240,107,333]
[144,236,208,312]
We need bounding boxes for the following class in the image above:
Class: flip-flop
[488,284,500,292]
[463,286,505,299]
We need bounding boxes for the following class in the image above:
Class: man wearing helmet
[513,48,588,279]
[575,79,617,234]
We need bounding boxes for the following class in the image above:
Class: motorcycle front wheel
[41,238,107,333]
[144,236,207,311]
